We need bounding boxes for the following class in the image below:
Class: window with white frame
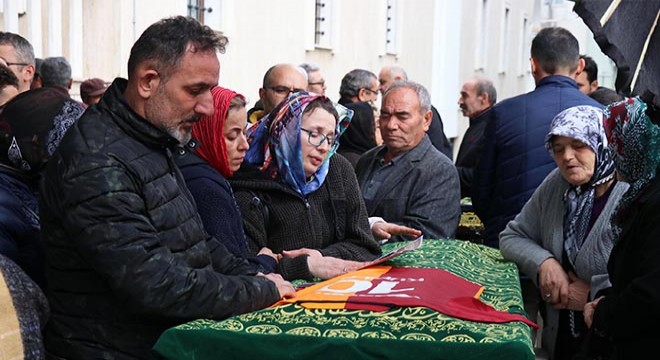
[202,0,223,31]
[314,0,332,48]
[385,0,398,54]
[519,16,529,76]
[476,0,488,71]
[188,0,213,23]
[499,6,510,74]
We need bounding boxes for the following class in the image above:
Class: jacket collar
[537,74,579,89]
[379,134,433,165]
[365,136,434,210]
[469,107,492,126]
[173,140,207,168]
[101,78,181,149]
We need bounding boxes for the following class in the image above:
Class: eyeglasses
[301,127,335,147]
[308,80,326,86]
[0,58,29,67]
[362,87,379,96]
[268,86,306,95]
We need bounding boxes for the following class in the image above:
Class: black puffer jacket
[230,155,381,281]
[39,79,279,359]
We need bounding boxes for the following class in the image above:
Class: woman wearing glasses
[231,92,382,281]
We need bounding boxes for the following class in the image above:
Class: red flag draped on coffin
[275,266,537,328]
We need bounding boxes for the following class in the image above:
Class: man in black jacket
[455,77,496,198]
[39,16,294,359]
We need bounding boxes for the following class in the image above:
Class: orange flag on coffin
[275,266,537,328]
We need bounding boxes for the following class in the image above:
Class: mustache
[182,114,202,123]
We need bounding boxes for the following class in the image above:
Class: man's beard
[146,84,199,145]
[164,125,191,145]
[163,118,198,145]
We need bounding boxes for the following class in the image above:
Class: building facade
[0,0,613,153]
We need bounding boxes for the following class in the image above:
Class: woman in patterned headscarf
[500,105,629,359]
[175,86,279,273]
[584,96,660,359]
[0,87,84,288]
[230,91,381,281]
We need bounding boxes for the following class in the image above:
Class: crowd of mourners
[0,15,658,360]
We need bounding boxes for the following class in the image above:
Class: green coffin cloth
[153,239,534,360]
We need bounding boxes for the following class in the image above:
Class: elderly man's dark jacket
[455,107,491,199]
[39,78,280,359]
[355,135,461,241]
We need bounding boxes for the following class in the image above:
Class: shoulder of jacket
[330,153,353,171]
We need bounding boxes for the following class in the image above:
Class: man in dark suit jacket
[473,27,603,249]
[355,81,460,242]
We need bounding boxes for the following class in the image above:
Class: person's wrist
[368,217,385,228]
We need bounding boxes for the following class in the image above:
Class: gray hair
[299,63,320,75]
[339,69,377,100]
[0,32,35,65]
[384,80,432,114]
[385,65,408,80]
[41,56,72,88]
[474,77,497,105]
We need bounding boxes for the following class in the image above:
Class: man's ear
[530,57,538,76]
[23,64,35,82]
[422,109,433,131]
[357,88,367,102]
[136,68,160,100]
[575,58,585,78]
[258,87,266,104]
[67,78,73,90]
[480,93,490,107]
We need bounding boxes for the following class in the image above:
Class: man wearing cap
[80,78,107,106]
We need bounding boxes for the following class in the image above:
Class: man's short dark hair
[339,69,377,100]
[0,64,19,89]
[531,27,579,74]
[580,54,598,83]
[41,56,72,88]
[0,32,35,65]
[127,16,227,80]
[589,87,623,106]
